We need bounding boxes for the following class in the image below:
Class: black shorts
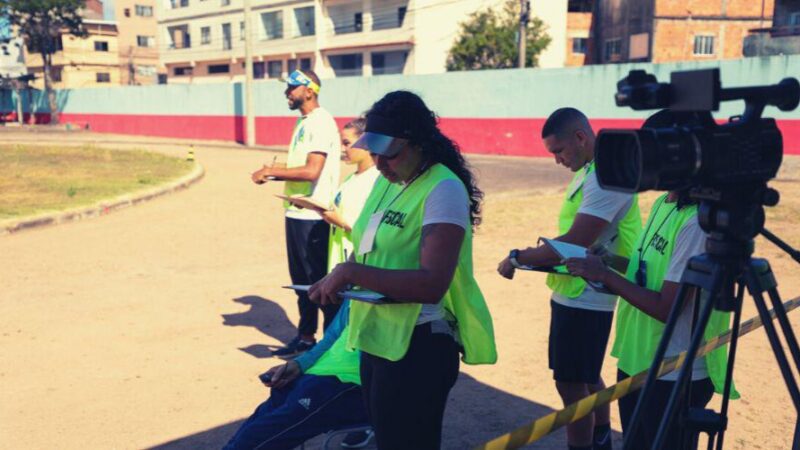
[548,299,613,384]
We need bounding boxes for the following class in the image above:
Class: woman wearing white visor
[309,91,497,450]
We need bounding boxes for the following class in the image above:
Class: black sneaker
[272,336,315,358]
[340,429,374,449]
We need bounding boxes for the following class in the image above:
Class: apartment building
[744,0,800,57]
[565,0,592,66]
[592,0,774,64]
[25,20,122,89]
[156,0,526,83]
[114,0,163,84]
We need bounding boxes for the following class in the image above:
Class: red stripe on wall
[12,113,800,156]
[61,113,246,142]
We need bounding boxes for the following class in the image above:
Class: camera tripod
[623,225,800,450]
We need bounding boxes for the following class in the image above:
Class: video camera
[595,68,800,241]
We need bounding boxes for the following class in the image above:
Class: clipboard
[275,194,331,211]
[284,285,392,304]
[539,238,588,260]
[538,238,614,294]
[516,264,570,274]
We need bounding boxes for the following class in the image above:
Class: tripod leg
[765,288,800,376]
[652,287,719,450]
[745,265,800,450]
[714,281,746,450]
[622,279,697,450]
[746,260,800,450]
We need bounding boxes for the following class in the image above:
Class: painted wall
[7,55,800,156]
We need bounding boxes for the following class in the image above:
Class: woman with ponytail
[309,91,496,450]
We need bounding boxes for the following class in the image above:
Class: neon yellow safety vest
[304,301,360,384]
[283,117,312,209]
[612,193,738,397]
[546,161,642,298]
[347,163,498,364]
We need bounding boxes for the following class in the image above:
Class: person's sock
[593,422,612,450]
[568,445,592,450]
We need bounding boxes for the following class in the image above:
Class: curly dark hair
[365,91,483,228]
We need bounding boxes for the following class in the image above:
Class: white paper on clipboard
[540,238,588,260]
[539,238,614,294]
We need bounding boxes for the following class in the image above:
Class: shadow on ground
[145,372,622,449]
[222,296,298,358]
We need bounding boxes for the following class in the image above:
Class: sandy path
[2,131,799,449]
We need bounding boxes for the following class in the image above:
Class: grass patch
[0,145,194,220]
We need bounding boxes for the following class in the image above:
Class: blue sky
[103,0,116,20]
[0,16,9,41]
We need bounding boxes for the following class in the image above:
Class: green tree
[447,0,551,71]
[2,0,87,124]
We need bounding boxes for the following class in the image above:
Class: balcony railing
[744,30,800,57]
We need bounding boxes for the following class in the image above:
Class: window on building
[168,26,191,49]
[94,41,109,52]
[261,11,284,40]
[221,0,231,6]
[170,0,189,8]
[124,8,131,17]
[267,60,283,78]
[329,53,363,77]
[373,4,407,30]
[354,12,363,32]
[240,21,245,41]
[51,66,63,82]
[222,23,232,49]
[371,50,407,75]
[208,64,230,74]
[174,66,193,76]
[96,72,111,83]
[287,57,312,73]
[201,27,211,45]
[693,35,714,56]
[158,74,168,84]
[137,35,155,47]
[568,0,593,13]
[789,12,800,33]
[135,5,153,16]
[27,36,63,53]
[572,37,588,54]
[294,7,315,37]
[253,61,265,79]
[604,38,621,61]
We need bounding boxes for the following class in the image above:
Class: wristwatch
[508,249,523,269]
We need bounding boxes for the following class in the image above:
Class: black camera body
[595,68,799,241]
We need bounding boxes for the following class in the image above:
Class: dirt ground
[2,130,800,450]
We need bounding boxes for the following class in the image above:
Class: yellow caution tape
[473,296,800,450]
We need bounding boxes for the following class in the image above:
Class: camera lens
[595,130,643,192]
[596,127,700,193]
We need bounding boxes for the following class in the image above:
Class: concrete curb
[1,162,205,236]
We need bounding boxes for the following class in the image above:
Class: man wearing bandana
[252,70,342,357]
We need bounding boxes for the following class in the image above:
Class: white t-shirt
[416,178,470,325]
[551,170,636,312]
[328,166,380,271]
[661,216,709,381]
[286,107,342,220]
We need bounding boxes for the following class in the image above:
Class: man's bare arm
[253,152,326,183]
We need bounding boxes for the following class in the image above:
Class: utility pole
[518,0,530,68]
[244,0,256,147]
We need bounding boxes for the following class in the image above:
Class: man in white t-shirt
[251,70,341,357]
[497,108,641,450]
